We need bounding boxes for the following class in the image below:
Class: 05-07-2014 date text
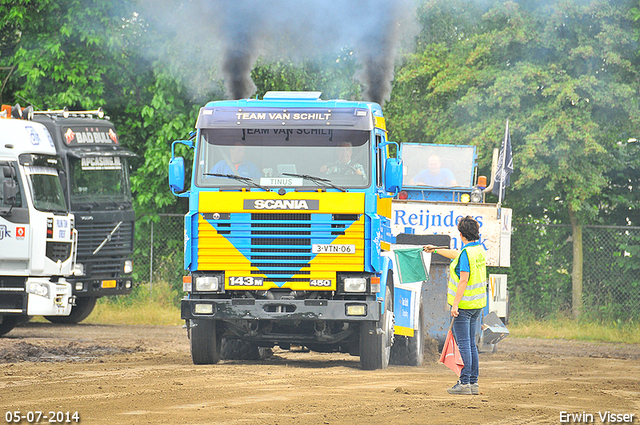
[5,411,80,424]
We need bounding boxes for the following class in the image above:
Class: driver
[320,142,365,178]
[209,142,261,180]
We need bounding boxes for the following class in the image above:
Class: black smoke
[141,0,418,104]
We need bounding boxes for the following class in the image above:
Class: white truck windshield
[26,166,67,213]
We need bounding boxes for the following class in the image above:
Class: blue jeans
[452,308,481,385]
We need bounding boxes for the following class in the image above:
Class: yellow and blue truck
[169,91,510,369]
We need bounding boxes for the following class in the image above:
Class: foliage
[252,49,361,100]
[387,0,640,225]
[597,140,640,225]
[501,219,573,319]
[503,220,640,322]
[133,215,186,294]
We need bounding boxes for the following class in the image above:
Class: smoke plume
[140,0,418,104]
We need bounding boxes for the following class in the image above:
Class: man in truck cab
[320,142,366,178]
[410,154,457,187]
[209,142,261,180]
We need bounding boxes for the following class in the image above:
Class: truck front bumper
[26,278,74,316]
[181,298,381,322]
[69,276,134,297]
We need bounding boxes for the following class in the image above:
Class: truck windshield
[195,128,371,189]
[401,144,476,189]
[26,166,67,213]
[69,156,132,205]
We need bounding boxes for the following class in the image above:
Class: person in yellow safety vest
[423,215,487,396]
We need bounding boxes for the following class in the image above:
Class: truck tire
[221,339,270,361]
[189,319,222,365]
[0,316,19,337]
[359,283,393,370]
[390,303,424,366]
[45,297,97,324]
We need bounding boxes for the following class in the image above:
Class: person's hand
[422,245,437,253]
[450,304,459,317]
[320,164,329,174]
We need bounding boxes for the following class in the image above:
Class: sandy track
[0,323,638,424]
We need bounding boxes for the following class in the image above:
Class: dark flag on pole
[492,119,513,202]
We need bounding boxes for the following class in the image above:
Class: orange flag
[439,326,464,376]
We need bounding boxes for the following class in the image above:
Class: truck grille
[87,258,124,276]
[75,220,134,258]
[201,212,362,285]
[46,242,72,262]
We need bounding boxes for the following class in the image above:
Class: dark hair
[458,216,480,241]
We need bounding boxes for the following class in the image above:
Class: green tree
[251,49,361,100]
[387,0,640,317]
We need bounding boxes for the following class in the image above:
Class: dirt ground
[0,323,638,425]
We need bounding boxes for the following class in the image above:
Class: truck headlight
[195,276,220,292]
[470,187,483,203]
[27,282,50,299]
[124,260,133,274]
[346,304,367,316]
[344,277,367,293]
[194,304,214,314]
[72,263,85,276]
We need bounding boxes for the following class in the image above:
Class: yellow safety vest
[448,243,488,309]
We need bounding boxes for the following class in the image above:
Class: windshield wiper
[76,201,99,211]
[204,173,271,192]
[282,173,346,192]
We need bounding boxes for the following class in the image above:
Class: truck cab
[392,142,511,349]
[33,110,135,323]
[170,91,405,369]
[0,107,77,336]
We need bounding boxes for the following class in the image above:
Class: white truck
[0,105,77,336]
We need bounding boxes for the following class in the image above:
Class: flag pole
[498,118,509,206]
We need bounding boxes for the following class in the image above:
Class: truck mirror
[3,178,17,205]
[58,169,68,187]
[385,157,403,194]
[169,157,186,193]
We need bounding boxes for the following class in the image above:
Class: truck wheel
[189,319,222,365]
[45,297,97,324]
[359,284,393,370]
[221,339,270,361]
[0,316,20,337]
[390,303,424,366]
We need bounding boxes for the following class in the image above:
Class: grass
[508,316,640,344]
[85,282,182,326]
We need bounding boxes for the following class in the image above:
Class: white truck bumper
[26,278,74,316]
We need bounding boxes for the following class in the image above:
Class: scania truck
[169,91,510,369]
[0,105,76,336]
[33,109,135,323]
